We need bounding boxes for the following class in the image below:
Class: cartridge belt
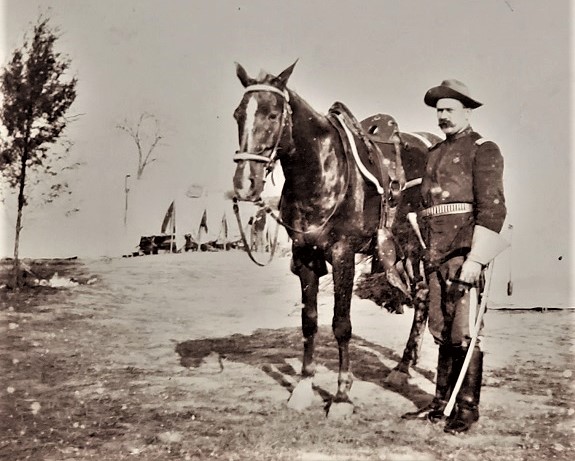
[420,202,473,218]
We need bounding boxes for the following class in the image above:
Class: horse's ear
[235,62,254,88]
[274,59,298,90]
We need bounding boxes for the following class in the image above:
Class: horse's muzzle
[233,158,266,202]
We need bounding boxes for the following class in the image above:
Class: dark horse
[232,62,438,412]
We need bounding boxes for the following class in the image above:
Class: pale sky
[0,0,573,307]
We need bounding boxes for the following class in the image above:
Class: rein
[258,190,347,237]
[232,198,280,267]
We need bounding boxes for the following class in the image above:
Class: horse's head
[232,61,297,202]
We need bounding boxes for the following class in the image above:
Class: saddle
[327,102,389,196]
[328,104,407,203]
[360,113,400,144]
[360,113,407,197]
[327,104,411,299]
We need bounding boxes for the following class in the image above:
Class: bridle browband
[233,84,292,175]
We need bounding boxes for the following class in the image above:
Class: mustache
[438,120,454,128]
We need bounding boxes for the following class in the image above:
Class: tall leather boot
[402,345,452,421]
[444,347,483,434]
[427,344,458,423]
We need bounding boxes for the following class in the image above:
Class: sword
[407,212,426,249]
[443,261,495,417]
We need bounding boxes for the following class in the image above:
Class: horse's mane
[257,69,271,80]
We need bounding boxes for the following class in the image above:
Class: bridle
[233,84,293,177]
[232,83,291,266]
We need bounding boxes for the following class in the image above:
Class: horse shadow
[175,325,435,411]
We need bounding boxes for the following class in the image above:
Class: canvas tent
[159,199,233,250]
[123,180,287,255]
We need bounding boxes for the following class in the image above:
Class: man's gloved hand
[458,259,483,285]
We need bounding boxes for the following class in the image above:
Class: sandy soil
[0,252,573,461]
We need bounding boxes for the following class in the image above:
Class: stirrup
[401,403,437,420]
[427,408,446,424]
[427,404,456,424]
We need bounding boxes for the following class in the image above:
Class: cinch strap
[420,202,473,218]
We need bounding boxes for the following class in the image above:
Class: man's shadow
[175,325,434,410]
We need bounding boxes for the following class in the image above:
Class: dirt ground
[1,252,574,461]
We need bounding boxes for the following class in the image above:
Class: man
[402,79,507,434]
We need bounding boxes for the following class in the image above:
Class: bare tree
[117,112,164,179]
[0,17,78,288]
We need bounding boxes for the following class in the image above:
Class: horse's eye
[269,112,280,121]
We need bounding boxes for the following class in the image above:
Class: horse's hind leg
[386,277,429,386]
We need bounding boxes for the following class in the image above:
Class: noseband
[233,84,292,175]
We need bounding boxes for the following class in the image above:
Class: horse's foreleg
[299,266,319,378]
[330,243,355,403]
[287,264,319,411]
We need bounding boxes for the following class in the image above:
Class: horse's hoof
[198,351,224,374]
[385,368,410,388]
[327,401,354,420]
[287,377,314,411]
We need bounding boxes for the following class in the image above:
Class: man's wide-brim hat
[424,79,483,109]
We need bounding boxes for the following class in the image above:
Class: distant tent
[211,213,230,249]
[198,209,208,240]
[220,214,228,240]
[161,201,176,235]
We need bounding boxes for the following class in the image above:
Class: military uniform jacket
[420,127,506,264]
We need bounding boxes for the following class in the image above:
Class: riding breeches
[426,256,484,348]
